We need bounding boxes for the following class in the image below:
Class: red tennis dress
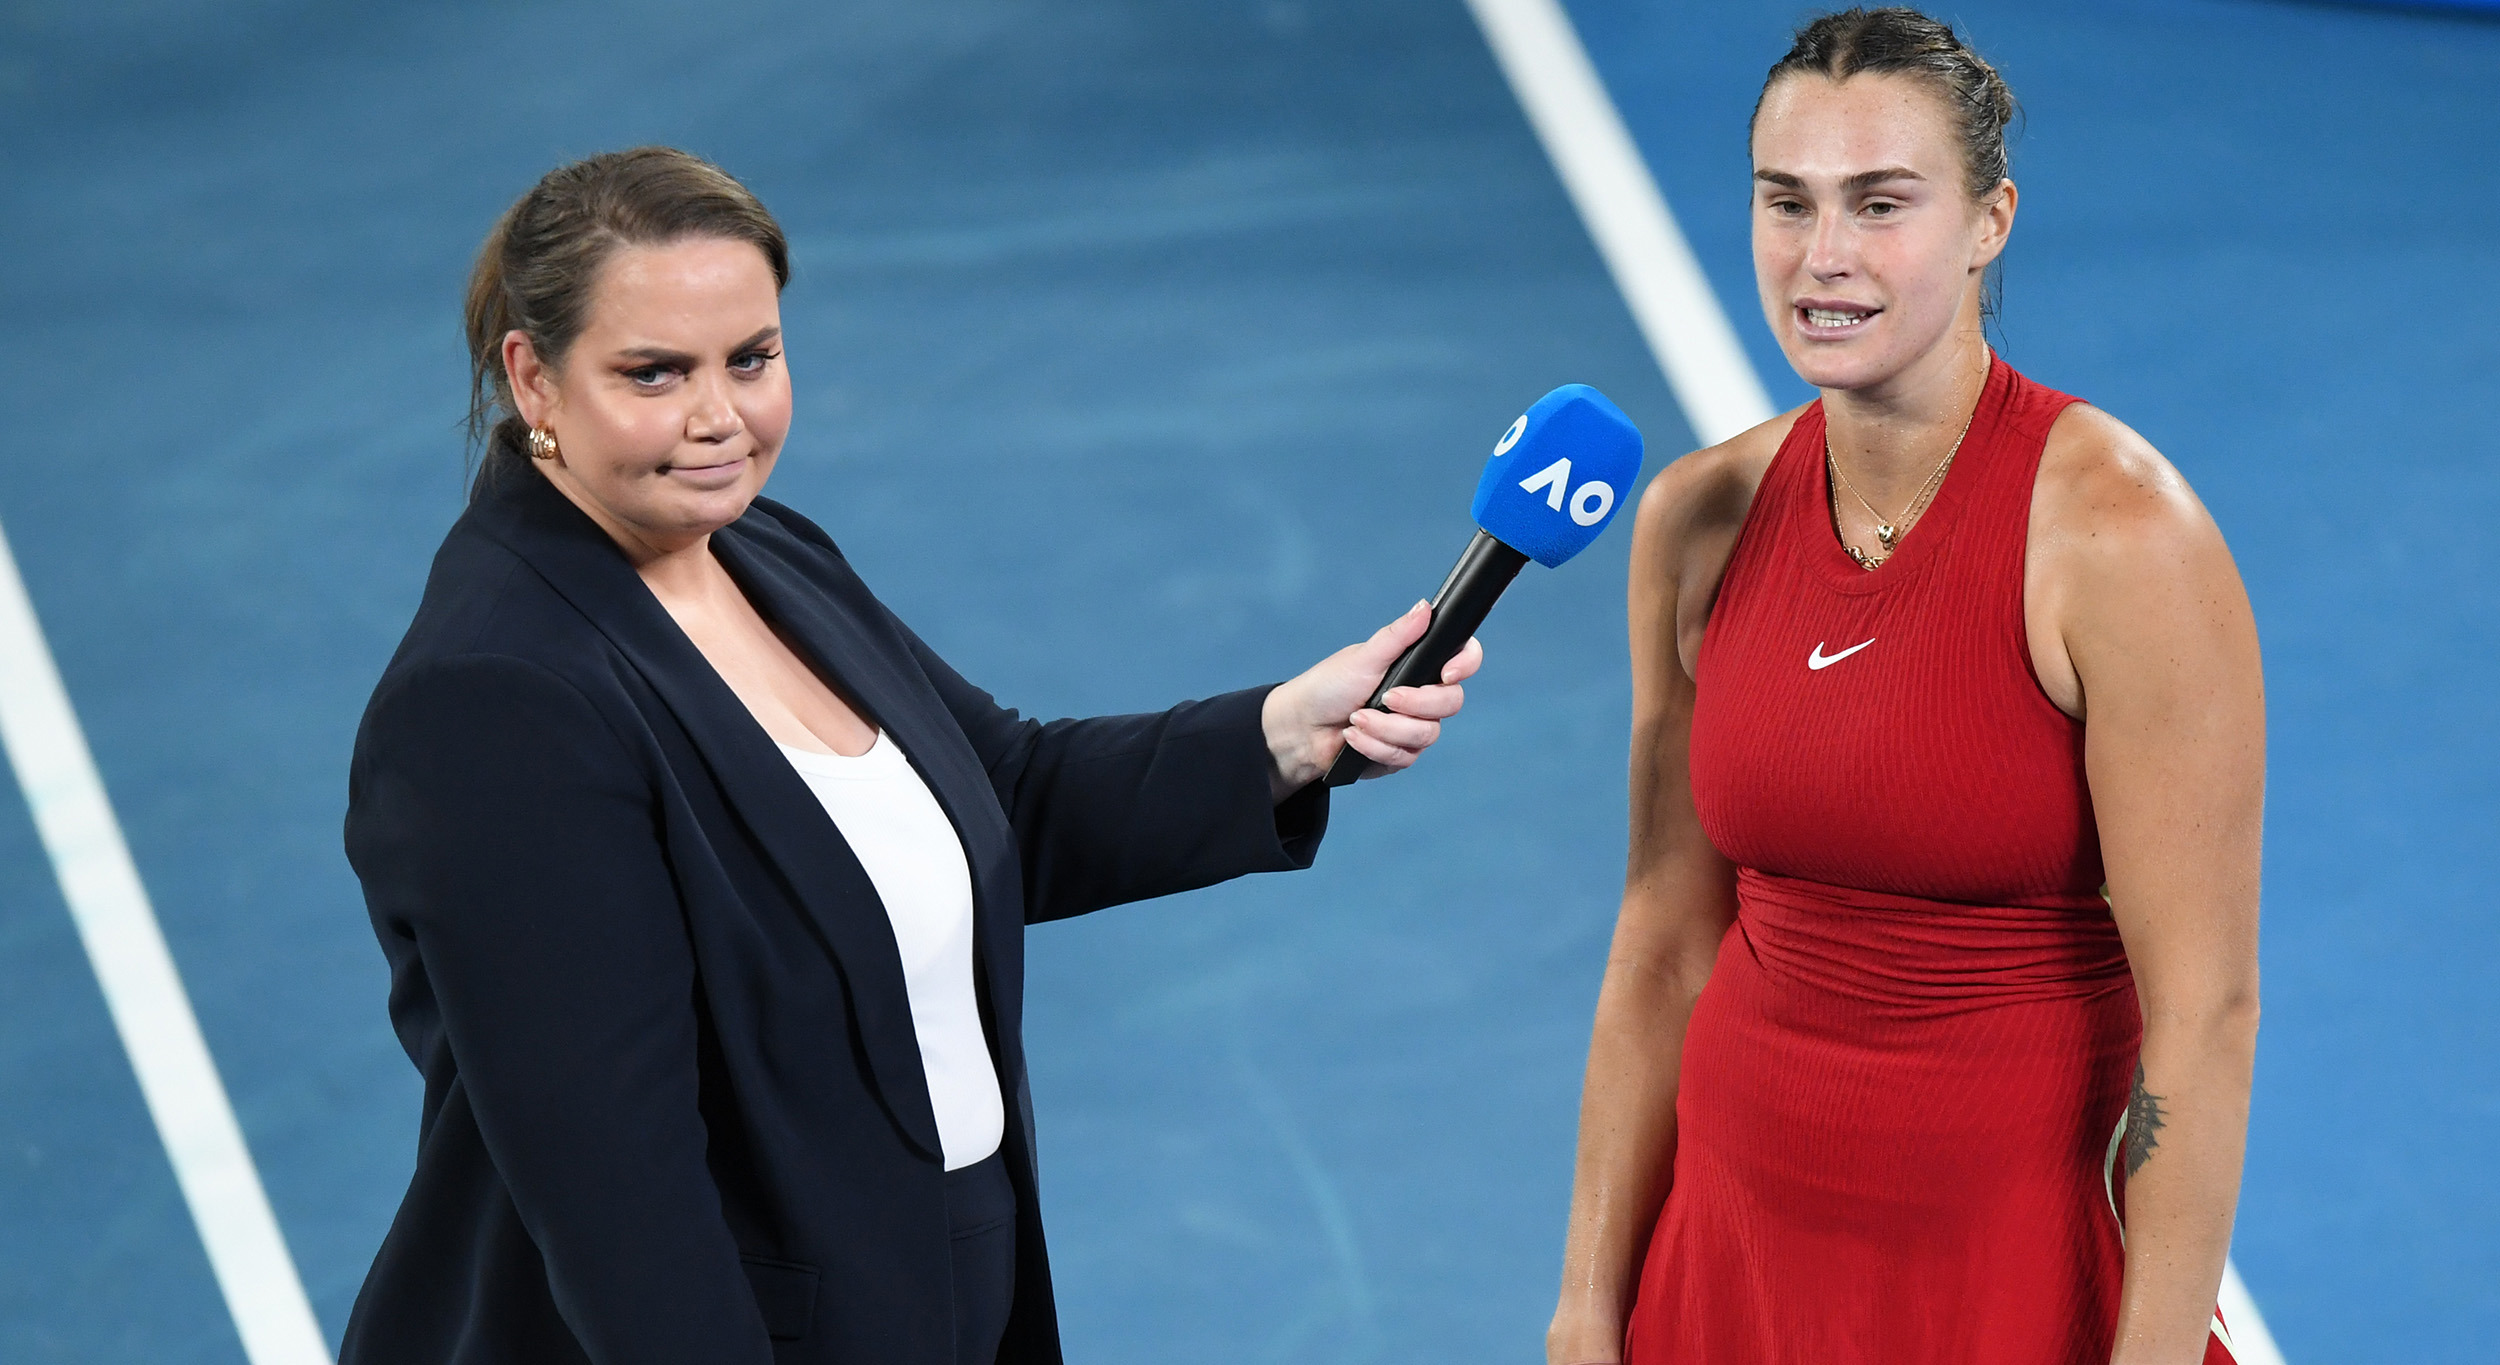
[1624,358,2236,1363]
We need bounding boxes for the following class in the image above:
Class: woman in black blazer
[340,148,1479,1365]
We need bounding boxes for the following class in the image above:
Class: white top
[778,733,1004,1170]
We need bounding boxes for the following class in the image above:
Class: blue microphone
[1324,383,1643,785]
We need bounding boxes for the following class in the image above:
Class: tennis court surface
[1,2,2492,1360]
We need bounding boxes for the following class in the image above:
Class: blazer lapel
[710,513,1029,1080]
[470,473,947,1160]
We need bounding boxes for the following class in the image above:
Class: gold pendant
[1876,522,1898,550]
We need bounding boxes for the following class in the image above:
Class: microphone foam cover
[1469,384,1645,568]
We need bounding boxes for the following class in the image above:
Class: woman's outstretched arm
[2036,409,2264,1365]
[1549,455,1748,1365]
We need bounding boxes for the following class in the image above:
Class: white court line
[2221,1260,2288,1365]
[1463,0,1773,446]
[0,516,332,1365]
[1462,2,2289,1362]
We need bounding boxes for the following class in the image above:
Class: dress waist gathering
[1726,868,2129,1018]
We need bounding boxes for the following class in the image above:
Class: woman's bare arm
[1547,433,1769,1365]
[2034,409,2264,1365]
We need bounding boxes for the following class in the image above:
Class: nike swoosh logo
[1807,638,1875,670]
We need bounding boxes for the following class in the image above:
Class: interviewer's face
[1750,73,2012,394]
[506,236,791,561]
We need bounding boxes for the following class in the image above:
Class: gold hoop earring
[527,423,560,462]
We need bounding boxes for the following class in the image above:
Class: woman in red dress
[1546,11,2262,1365]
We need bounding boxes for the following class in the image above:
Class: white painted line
[2221,1258,2288,1365]
[1464,0,1777,445]
[0,516,332,1365]
[1466,3,2290,1360]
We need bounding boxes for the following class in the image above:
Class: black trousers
[945,1152,1017,1365]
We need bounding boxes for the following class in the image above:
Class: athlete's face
[1750,73,2014,394]
[504,236,792,561]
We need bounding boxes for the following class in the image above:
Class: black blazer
[340,469,1329,1365]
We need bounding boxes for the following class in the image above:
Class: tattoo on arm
[2124,1062,2168,1178]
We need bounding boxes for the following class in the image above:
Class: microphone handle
[1322,529,1529,787]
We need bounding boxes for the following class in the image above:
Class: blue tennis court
[0,2,2491,1361]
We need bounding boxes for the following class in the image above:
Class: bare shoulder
[1635,406,1799,549]
[1632,405,1807,684]
[2032,403,2231,584]
[2027,403,2257,718]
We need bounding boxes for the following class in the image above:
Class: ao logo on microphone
[1470,383,1644,568]
[1493,407,1624,525]
[1517,456,1617,527]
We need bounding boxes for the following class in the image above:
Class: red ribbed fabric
[1623,359,2232,1364]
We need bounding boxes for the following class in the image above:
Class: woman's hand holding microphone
[1261,600,1484,801]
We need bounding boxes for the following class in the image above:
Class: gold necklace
[1825,403,1978,570]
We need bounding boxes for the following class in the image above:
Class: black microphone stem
[1323,529,1530,787]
